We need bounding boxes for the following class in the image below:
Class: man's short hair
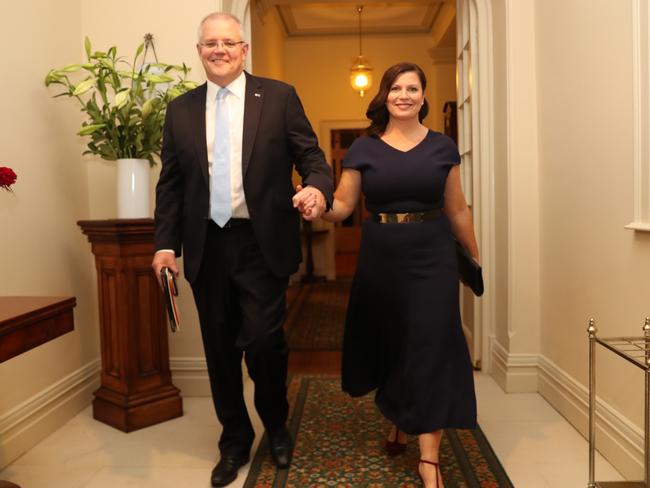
[198,12,246,42]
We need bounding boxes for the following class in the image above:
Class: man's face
[197,17,248,86]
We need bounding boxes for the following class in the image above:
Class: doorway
[330,128,367,278]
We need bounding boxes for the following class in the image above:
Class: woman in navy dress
[296,62,479,487]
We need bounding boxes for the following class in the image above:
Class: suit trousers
[191,220,290,457]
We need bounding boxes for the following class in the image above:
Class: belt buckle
[398,212,423,223]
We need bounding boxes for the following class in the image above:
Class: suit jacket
[154,72,333,283]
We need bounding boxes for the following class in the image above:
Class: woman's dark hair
[366,62,429,138]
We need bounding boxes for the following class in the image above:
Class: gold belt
[372,209,443,224]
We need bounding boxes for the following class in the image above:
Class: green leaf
[146,74,174,83]
[61,64,82,73]
[84,37,92,58]
[134,43,145,59]
[72,78,95,96]
[114,89,130,108]
[141,98,153,118]
[78,123,106,136]
[44,70,60,86]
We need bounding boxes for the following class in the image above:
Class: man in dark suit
[152,12,333,487]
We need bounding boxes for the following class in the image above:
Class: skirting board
[538,354,644,480]
[170,357,211,397]
[170,357,253,398]
[0,359,100,470]
[490,337,539,392]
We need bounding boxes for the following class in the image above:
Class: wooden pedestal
[78,219,182,432]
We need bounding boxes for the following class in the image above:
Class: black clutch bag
[455,240,484,297]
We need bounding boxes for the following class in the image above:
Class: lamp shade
[350,55,373,97]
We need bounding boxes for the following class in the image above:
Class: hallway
[0,368,624,487]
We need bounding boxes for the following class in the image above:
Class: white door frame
[464,0,496,373]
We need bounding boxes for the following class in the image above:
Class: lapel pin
[254,93,261,98]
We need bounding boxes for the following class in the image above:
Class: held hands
[152,251,179,288]
[293,185,326,221]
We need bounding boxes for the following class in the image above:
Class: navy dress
[341,130,477,435]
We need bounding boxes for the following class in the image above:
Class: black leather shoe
[211,454,249,487]
[268,426,294,469]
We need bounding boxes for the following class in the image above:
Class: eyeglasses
[199,39,246,50]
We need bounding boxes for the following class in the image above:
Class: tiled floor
[0,373,624,487]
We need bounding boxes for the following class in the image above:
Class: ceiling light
[350,5,373,97]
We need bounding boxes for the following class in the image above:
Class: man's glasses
[199,40,246,51]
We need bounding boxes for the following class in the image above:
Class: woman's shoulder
[426,130,461,164]
[350,134,375,146]
[346,134,377,154]
[428,130,459,149]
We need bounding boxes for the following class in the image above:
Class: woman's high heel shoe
[384,427,407,456]
[418,459,442,487]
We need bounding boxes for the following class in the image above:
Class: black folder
[161,267,180,332]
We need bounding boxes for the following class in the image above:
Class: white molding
[455,0,496,373]
[489,337,538,392]
[170,357,211,397]
[538,354,644,480]
[466,0,496,375]
[627,0,650,231]
[0,359,101,470]
[231,0,253,72]
[624,221,650,232]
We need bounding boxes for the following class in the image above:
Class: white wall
[0,0,99,469]
[488,0,542,392]
[535,0,648,478]
[487,0,650,478]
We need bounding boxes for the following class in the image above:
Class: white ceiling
[264,0,456,44]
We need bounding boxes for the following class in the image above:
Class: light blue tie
[210,87,232,227]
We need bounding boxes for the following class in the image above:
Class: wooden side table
[0,296,76,363]
[78,219,182,432]
[0,297,76,487]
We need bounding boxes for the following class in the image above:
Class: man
[152,12,333,487]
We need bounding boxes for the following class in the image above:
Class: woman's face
[385,71,424,122]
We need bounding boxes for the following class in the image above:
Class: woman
[297,62,479,487]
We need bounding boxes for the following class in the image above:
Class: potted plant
[45,37,198,218]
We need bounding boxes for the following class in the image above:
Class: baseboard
[538,354,643,480]
[0,359,101,470]
[170,357,211,397]
[489,337,538,392]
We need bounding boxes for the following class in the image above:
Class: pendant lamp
[350,5,373,97]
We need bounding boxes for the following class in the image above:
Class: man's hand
[152,251,179,288]
[292,185,326,221]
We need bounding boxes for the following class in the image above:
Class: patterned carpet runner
[285,281,351,351]
[244,376,514,488]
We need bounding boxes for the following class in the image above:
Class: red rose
[0,166,17,190]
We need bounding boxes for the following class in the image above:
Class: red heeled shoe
[384,428,407,456]
[418,459,442,487]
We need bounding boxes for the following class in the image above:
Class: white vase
[116,158,150,218]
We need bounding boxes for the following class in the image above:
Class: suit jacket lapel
[190,83,209,187]
[242,72,264,177]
